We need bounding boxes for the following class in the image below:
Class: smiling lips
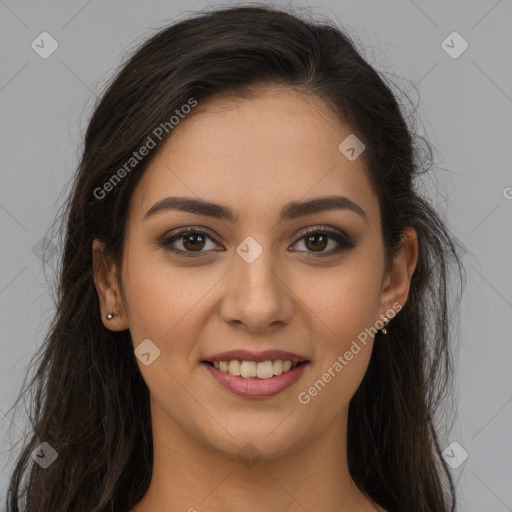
[202,349,310,398]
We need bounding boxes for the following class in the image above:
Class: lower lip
[203,362,309,398]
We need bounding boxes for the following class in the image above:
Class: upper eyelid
[296,225,348,239]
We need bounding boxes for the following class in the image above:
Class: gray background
[1,0,511,510]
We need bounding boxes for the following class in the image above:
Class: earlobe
[92,239,129,332]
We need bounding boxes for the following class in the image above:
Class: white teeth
[211,359,300,379]
[240,361,257,378]
[256,360,274,379]
[228,359,241,376]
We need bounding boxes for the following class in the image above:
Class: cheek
[296,276,379,417]
[297,258,383,345]
[121,245,202,337]
[293,255,383,410]
[121,246,221,375]
[121,253,212,419]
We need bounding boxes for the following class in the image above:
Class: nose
[219,245,294,333]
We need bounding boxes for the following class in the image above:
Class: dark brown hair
[6,4,464,512]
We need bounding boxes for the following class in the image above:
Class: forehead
[129,88,379,227]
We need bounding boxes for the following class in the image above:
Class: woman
[6,5,464,512]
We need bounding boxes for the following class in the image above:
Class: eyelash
[159,226,355,259]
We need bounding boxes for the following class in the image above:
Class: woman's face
[96,87,415,461]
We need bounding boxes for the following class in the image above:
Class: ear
[92,238,129,331]
[378,227,418,317]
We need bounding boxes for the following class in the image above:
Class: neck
[131,403,382,512]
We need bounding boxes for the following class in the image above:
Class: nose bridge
[235,233,283,302]
[221,233,293,330]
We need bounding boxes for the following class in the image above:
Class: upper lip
[203,349,309,365]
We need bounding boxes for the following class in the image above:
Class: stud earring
[106,310,119,320]
[380,316,389,335]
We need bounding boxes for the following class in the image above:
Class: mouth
[201,359,309,380]
[201,357,310,398]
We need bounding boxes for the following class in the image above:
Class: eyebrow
[144,195,367,223]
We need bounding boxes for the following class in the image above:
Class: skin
[93,86,418,512]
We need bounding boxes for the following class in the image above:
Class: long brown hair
[6,4,464,511]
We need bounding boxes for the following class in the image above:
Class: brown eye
[160,228,221,258]
[303,232,329,252]
[181,232,207,252]
[291,228,355,257]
